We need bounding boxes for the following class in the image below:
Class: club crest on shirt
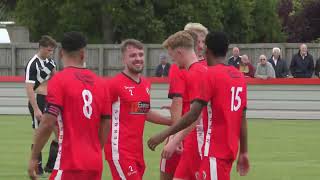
[124,86,135,96]
[146,87,150,95]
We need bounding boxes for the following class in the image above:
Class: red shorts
[107,159,145,180]
[174,150,201,180]
[49,170,101,180]
[160,152,181,174]
[197,157,233,180]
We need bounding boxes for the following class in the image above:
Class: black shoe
[44,166,53,173]
[37,165,44,176]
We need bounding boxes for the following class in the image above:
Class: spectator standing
[228,47,241,68]
[155,53,171,77]
[239,54,255,78]
[255,54,275,79]
[290,44,314,78]
[268,47,289,78]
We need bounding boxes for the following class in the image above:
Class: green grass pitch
[0,115,320,180]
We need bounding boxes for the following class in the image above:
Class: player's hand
[237,152,250,176]
[147,132,167,151]
[161,139,178,159]
[34,109,43,122]
[160,105,171,110]
[28,159,38,180]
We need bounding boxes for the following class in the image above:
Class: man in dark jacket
[228,47,241,68]
[290,44,314,78]
[155,53,171,77]
[315,58,320,78]
[268,47,289,78]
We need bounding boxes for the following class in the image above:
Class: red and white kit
[198,64,247,180]
[45,67,111,180]
[105,72,151,180]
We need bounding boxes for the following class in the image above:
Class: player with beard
[104,39,172,180]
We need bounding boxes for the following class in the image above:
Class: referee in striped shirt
[25,35,58,176]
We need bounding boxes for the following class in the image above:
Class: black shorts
[28,94,46,129]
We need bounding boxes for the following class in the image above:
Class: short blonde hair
[162,31,194,50]
[184,22,209,35]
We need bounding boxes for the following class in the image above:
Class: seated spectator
[228,47,241,68]
[255,55,275,79]
[268,47,289,78]
[239,54,255,78]
[155,53,170,77]
[290,44,314,78]
[315,58,320,78]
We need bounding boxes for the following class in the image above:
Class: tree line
[4,0,320,43]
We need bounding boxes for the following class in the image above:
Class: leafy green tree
[105,0,166,43]
[14,0,62,41]
[221,0,255,43]
[155,0,223,35]
[251,0,286,42]
[14,0,290,43]
[55,0,105,43]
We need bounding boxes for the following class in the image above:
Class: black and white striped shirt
[25,54,56,90]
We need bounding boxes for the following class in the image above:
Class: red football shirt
[205,64,247,160]
[168,63,190,114]
[183,62,209,158]
[45,67,111,171]
[104,72,151,161]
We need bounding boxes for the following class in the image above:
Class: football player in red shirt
[27,32,112,180]
[159,30,200,180]
[148,32,250,180]
[104,39,172,180]
[160,24,209,180]
[159,31,208,180]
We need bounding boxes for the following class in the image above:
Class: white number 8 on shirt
[82,89,93,119]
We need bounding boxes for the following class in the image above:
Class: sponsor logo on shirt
[129,101,150,114]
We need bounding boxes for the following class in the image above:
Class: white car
[0,21,14,43]
[0,28,11,43]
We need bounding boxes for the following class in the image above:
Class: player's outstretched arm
[146,110,172,126]
[237,108,250,176]
[99,117,111,149]
[28,113,56,180]
[147,101,204,151]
